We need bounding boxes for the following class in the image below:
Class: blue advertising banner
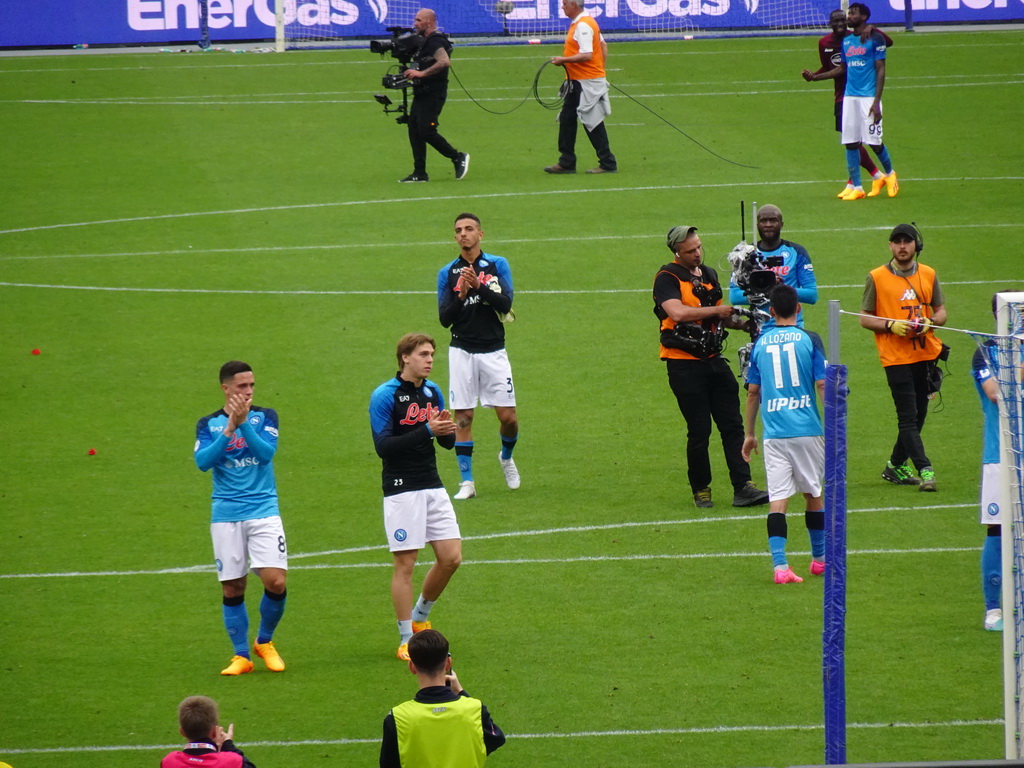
[1,0,1020,48]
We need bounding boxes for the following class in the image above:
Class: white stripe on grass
[0,177,1021,236]
[0,502,975,579]
[0,718,1000,755]
[2,221,1022,263]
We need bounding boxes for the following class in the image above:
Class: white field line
[0,279,1016,296]
[10,77,1023,106]
[0,503,974,580]
[0,717,1001,755]
[2,70,1014,101]
[1,222,1022,263]
[1,176,1022,237]
[0,38,1018,73]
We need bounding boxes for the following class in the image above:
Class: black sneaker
[399,172,428,183]
[693,487,713,508]
[732,481,769,507]
[881,461,922,486]
[453,152,470,180]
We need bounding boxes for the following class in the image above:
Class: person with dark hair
[802,9,893,198]
[815,2,899,200]
[654,225,769,510]
[161,696,256,767]
[742,285,828,584]
[728,204,818,328]
[860,223,946,490]
[544,0,617,174]
[370,334,462,662]
[380,629,505,768]
[195,361,288,676]
[398,8,469,183]
[437,213,520,500]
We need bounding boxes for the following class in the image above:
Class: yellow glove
[911,317,934,336]
[886,319,911,337]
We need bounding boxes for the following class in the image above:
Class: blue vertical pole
[823,363,849,765]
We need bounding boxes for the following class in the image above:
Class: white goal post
[994,292,1024,759]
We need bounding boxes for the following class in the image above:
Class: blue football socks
[982,531,1002,611]
[846,148,862,188]
[873,144,893,175]
[222,596,250,657]
[768,512,789,568]
[500,433,518,461]
[805,510,826,559]
[455,441,474,482]
[256,588,287,645]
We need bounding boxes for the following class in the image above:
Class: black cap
[889,223,918,242]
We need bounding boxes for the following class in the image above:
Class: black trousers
[408,88,459,175]
[666,357,752,494]
[884,360,934,471]
[557,80,616,171]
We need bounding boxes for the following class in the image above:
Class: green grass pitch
[2,27,1023,768]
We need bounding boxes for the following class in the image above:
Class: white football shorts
[211,516,288,581]
[763,435,824,501]
[840,96,884,146]
[980,462,1002,525]
[384,488,461,552]
[448,346,516,410]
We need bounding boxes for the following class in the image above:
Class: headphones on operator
[890,221,924,255]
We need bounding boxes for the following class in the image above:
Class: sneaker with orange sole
[221,655,255,676]
[884,171,899,197]
[412,620,432,634]
[842,188,866,200]
[397,643,410,662]
[253,641,286,672]
[866,176,886,197]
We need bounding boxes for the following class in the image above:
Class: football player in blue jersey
[195,361,288,676]
[729,204,818,328]
[370,333,462,662]
[818,2,899,200]
[973,294,1014,631]
[802,9,893,199]
[438,213,520,501]
[742,285,828,584]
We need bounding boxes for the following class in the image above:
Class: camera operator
[398,8,469,184]
[654,225,770,510]
[728,204,818,329]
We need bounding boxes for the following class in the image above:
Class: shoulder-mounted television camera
[725,242,779,382]
[726,241,783,307]
[369,26,424,68]
[370,26,424,123]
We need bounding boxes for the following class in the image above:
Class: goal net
[276,0,702,51]
[276,0,847,49]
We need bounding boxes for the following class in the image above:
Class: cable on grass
[449,61,563,115]
[608,82,759,169]
[453,62,758,169]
